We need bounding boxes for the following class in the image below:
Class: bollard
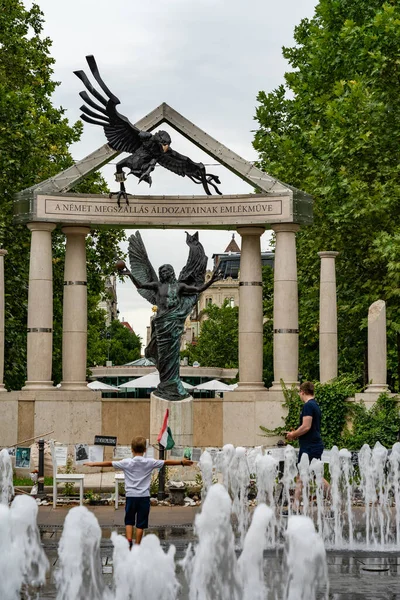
[38,439,45,497]
[157,444,166,501]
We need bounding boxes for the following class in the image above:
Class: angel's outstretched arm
[179,269,222,295]
[123,269,158,291]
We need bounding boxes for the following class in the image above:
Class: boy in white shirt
[85,436,193,546]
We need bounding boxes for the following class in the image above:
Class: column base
[0,383,7,393]
[22,380,54,390]
[269,380,299,391]
[364,383,389,393]
[235,381,266,392]
[59,381,89,391]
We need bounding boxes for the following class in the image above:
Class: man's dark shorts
[298,447,323,464]
[125,497,151,529]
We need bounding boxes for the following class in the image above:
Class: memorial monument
[5,53,315,450]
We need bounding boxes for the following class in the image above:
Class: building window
[205,297,212,306]
[226,297,234,307]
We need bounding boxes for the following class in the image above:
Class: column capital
[318,251,339,259]
[0,249,7,257]
[236,226,265,237]
[61,226,91,236]
[27,222,56,233]
[271,223,300,234]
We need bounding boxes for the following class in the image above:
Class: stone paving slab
[37,503,200,528]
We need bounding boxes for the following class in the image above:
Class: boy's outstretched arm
[84,461,114,467]
[164,459,193,466]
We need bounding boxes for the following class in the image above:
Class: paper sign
[169,446,184,459]
[75,443,89,464]
[54,446,68,467]
[88,445,104,462]
[145,446,155,459]
[113,446,132,459]
[192,448,202,462]
[15,447,31,468]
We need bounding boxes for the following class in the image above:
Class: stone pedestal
[318,251,339,383]
[236,226,265,391]
[24,223,56,390]
[150,393,193,447]
[270,224,300,390]
[0,249,7,392]
[60,226,90,391]
[365,300,389,393]
[222,390,287,446]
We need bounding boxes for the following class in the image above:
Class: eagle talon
[109,190,130,207]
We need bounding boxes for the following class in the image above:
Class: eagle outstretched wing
[74,55,142,154]
[157,148,222,195]
[128,232,159,306]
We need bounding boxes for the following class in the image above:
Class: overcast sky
[26,0,317,343]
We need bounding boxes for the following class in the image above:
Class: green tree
[254,0,400,388]
[0,1,125,388]
[104,319,141,367]
[183,301,239,369]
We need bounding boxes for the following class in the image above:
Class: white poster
[113,446,132,459]
[75,443,89,465]
[54,446,68,467]
[88,445,104,462]
[170,446,184,459]
[192,448,202,462]
[145,446,155,459]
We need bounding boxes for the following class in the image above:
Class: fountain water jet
[0,448,13,504]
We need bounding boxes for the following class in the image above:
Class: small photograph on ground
[75,443,89,464]
[15,447,31,468]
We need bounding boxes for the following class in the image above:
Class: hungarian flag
[157,409,175,450]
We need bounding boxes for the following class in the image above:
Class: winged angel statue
[119,231,221,401]
[74,56,222,206]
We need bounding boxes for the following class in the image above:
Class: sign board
[31,192,301,229]
[94,435,117,447]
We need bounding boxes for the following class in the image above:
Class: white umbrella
[87,380,120,392]
[229,383,238,390]
[195,379,232,391]
[119,371,194,390]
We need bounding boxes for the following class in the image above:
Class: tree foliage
[0,1,125,388]
[183,301,239,369]
[254,0,400,388]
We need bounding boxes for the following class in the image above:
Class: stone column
[270,223,300,390]
[24,223,56,390]
[236,226,265,391]
[60,227,90,390]
[318,251,339,383]
[365,300,388,393]
[0,249,7,392]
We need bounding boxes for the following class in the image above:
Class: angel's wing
[128,232,159,306]
[157,148,222,195]
[74,55,142,154]
[178,231,208,288]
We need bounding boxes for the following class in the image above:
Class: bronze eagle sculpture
[74,56,222,206]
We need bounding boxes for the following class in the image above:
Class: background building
[182,235,274,348]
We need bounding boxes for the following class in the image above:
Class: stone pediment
[14,103,312,228]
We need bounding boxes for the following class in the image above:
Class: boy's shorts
[125,496,151,529]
